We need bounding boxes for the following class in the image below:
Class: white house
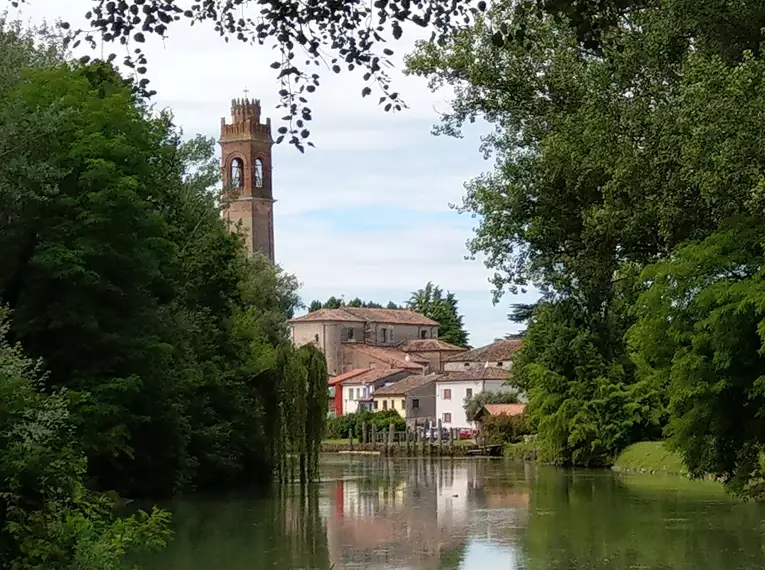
[434,367,510,430]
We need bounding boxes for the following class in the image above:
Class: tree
[307,296,403,311]
[0,307,171,568]
[405,0,765,473]
[464,390,519,423]
[408,282,469,347]
[0,18,326,500]
[628,217,765,497]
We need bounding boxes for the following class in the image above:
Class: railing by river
[321,420,503,457]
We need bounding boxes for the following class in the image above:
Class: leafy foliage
[308,297,401,312]
[480,414,531,445]
[628,218,765,497]
[0,15,326,510]
[463,390,519,422]
[407,282,469,347]
[0,307,172,569]
[405,0,765,488]
[325,410,405,439]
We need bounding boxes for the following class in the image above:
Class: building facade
[372,374,437,422]
[434,367,511,430]
[337,368,413,415]
[219,97,275,261]
[289,307,439,376]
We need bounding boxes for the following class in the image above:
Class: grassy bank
[612,442,688,477]
[504,442,538,462]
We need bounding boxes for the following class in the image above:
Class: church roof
[288,307,438,326]
[397,339,467,353]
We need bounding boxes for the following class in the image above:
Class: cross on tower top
[243,87,250,98]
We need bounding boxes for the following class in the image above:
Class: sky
[10,0,540,347]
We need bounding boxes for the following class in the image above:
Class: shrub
[481,414,532,445]
[325,410,405,439]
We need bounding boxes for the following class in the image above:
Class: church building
[219,97,275,262]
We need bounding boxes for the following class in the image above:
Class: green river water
[139,455,765,569]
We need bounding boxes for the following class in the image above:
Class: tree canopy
[11,0,739,151]
[0,18,328,564]
[408,282,469,347]
[407,0,765,492]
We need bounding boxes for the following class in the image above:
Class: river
[139,456,765,569]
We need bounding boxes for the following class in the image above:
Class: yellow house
[373,392,407,416]
[372,374,435,419]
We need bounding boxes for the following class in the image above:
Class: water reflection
[140,457,765,570]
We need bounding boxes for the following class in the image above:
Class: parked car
[458,428,476,440]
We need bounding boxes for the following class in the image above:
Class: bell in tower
[219,96,275,262]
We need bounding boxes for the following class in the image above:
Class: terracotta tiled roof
[372,374,437,396]
[288,308,365,324]
[443,339,522,363]
[397,339,467,353]
[346,344,428,370]
[288,307,438,326]
[342,368,410,385]
[329,369,368,385]
[482,403,526,417]
[435,367,510,382]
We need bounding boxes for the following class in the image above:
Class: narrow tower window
[230,158,244,188]
[254,158,264,188]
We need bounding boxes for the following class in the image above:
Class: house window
[346,328,355,341]
[412,399,420,409]
[466,388,473,399]
[349,388,354,400]
[420,330,428,339]
[380,328,388,343]
[230,158,244,188]
[373,400,378,410]
[442,413,452,424]
[254,158,264,188]
[383,400,388,410]
[496,361,503,367]
[443,388,452,400]
[464,362,470,367]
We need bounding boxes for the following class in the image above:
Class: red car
[458,428,475,440]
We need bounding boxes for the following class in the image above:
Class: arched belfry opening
[219,97,275,263]
[230,157,244,189]
[254,157,264,188]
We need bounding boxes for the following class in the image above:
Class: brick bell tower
[220,97,275,262]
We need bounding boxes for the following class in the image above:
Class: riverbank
[321,438,494,457]
[612,442,689,477]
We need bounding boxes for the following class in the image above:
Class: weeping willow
[273,342,328,486]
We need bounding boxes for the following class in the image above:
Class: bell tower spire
[219,96,275,262]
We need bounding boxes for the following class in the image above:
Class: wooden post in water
[437,419,443,456]
[406,426,411,456]
[388,423,394,455]
[371,423,377,451]
[362,422,368,446]
[450,428,455,456]
[349,427,354,451]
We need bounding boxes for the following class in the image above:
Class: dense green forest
[0,19,326,567]
[408,0,765,498]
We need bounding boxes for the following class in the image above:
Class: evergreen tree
[407,282,469,347]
